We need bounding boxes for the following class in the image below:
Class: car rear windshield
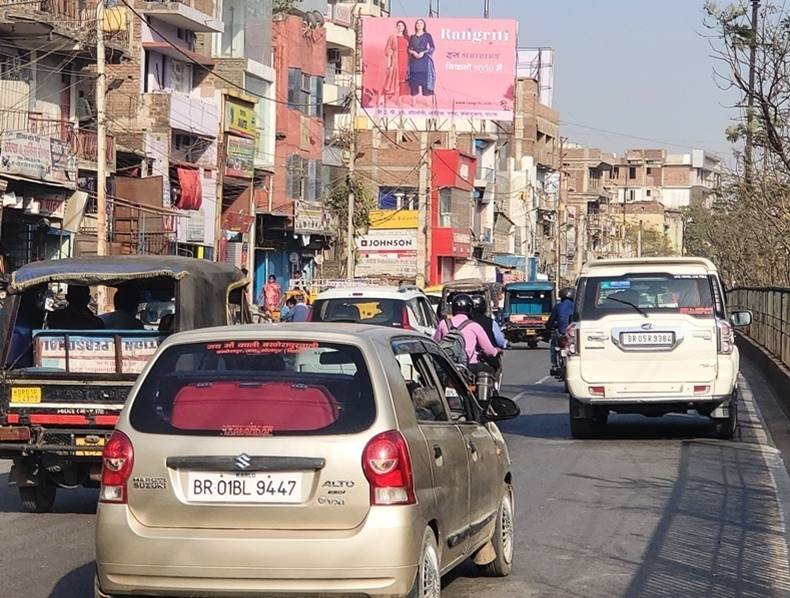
[311,298,405,327]
[579,274,716,319]
[129,340,376,437]
[508,291,553,314]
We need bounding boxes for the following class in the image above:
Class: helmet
[471,294,487,315]
[450,293,473,316]
[559,287,575,301]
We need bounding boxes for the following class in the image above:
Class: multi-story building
[256,10,330,285]
[104,0,223,259]
[0,0,124,270]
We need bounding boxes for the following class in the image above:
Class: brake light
[400,306,414,330]
[589,385,605,397]
[694,385,710,395]
[99,430,134,504]
[0,426,31,441]
[362,430,415,505]
[565,323,578,355]
[717,318,734,354]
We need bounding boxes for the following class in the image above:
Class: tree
[273,0,301,16]
[624,223,676,258]
[323,176,375,276]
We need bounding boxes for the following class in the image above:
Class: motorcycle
[553,333,570,392]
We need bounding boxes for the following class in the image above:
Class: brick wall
[663,164,691,186]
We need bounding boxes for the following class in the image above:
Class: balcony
[475,165,495,186]
[324,71,352,106]
[141,0,223,33]
[144,93,219,138]
[75,129,117,172]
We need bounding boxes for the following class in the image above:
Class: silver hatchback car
[95,324,519,597]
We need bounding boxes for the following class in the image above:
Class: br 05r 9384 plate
[619,331,675,347]
[186,471,303,504]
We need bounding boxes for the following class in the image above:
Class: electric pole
[417,132,429,287]
[745,0,759,185]
[555,137,566,295]
[346,14,360,280]
[429,0,439,17]
[96,0,108,309]
[484,0,490,18]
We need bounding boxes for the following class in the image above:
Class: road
[2,348,790,597]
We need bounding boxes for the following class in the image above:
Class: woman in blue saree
[408,18,436,105]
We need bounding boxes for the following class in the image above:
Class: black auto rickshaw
[439,278,499,319]
[0,256,249,512]
[500,281,555,348]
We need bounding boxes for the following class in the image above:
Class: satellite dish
[311,10,325,27]
[305,12,320,28]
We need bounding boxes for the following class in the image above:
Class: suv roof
[581,257,718,276]
[315,286,426,300]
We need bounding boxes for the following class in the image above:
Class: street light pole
[96,0,108,310]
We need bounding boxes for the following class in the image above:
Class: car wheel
[569,398,598,439]
[711,399,738,440]
[18,479,56,513]
[480,486,515,577]
[408,527,441,598]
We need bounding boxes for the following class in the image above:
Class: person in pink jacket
[434,293,501,375]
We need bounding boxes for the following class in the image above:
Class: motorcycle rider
[434,293,501,377]
[470,294,507,387]
[547,287,575,376]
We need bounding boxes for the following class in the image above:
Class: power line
[560,120,722,155]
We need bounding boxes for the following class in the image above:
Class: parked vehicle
[94,324,520,597]
[310,286,439,337]
[424,284,444,312]
[0,257,249,512]
[500,282,555,347]
[439,279,498,320]
[565,257,752,439]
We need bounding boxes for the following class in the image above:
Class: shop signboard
[361,17,518,119]
[225,98,257,138]
[224,136,255,178]
[294,201,328,234]
[34,332,162,374]
[355,229,418,277]
[369,209,418,229]
[0,131,77,188]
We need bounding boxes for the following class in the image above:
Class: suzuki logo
[235,453,252,470]
[641,323,654,331]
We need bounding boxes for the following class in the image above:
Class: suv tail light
[400,306,415,330]
[362,430,415,506]
[717,318,734,354]
[565,323,578,355]
[99,431,134,504]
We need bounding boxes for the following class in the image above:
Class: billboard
[361,17,517,120]
[355,229,418,278]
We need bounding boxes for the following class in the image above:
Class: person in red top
[434,294,501,376]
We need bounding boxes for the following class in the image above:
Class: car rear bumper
[96,504,422,596]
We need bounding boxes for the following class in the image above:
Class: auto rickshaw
[424,284,443,312]
[0,256,250,512]
[500,281,555,348]
[439,278,499,319]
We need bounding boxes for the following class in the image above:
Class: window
[613,167,620,178]
[628,166,637,179]
[310,76,323,118]
[287,69,323,118]
[311,298,406,328]
[588,168,601,190]
[392,348,449,423]
[422,350,475,421]
[646,189,652,197]
[439,189,452,227]
[628,189,636,202]
[245,74,272,164]
[130,341,376,436]
[286,155,305,199]
[287,68,302,109]
[579,274,716,320]
[587,201,600,215]
[646,167,653,176]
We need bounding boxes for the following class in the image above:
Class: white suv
[565,258,752,439]
[310,286,439,337]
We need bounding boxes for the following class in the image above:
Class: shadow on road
[50,562,94,597]
[0,472,98,514]
[622,440,790,597]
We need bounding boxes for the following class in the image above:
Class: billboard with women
[360,17,518,120]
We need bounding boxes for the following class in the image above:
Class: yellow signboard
[225,99,256,138]
[369,210,418,229]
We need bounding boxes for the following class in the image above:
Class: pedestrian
[282,293,309,323]
[259,275,282,316]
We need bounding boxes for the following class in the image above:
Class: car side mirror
[483,395,521,421]
[730,310,752,328]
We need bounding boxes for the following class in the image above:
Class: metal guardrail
[727,287,790,370]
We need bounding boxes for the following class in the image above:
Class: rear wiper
[605,296,648,318]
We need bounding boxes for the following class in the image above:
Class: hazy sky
[391,0,738,159]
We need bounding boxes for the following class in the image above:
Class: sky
[390,0,739,159]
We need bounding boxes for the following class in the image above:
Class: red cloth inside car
[170,381,340,432]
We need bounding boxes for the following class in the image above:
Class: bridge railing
[727,287,790,370]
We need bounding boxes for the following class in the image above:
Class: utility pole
[745,0,760,185]
[429,0,439,17]
[346,14,360,280]
[417,132,429,287]
[554,137,566,295]
[96,0,108,310]
[637,219,643,258]
[483,0,490,18]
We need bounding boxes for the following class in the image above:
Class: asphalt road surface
[2,347,790,598]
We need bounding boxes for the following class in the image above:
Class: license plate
[526,329,536,335]
[75,436,105,457]
[10,387,41,404]
[620,332,675,346]
[186,472,303,504]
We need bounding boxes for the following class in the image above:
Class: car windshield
[508,290,553,314]
[580,274,715,319]
[129,340,376,437]
[311,297,405,327]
